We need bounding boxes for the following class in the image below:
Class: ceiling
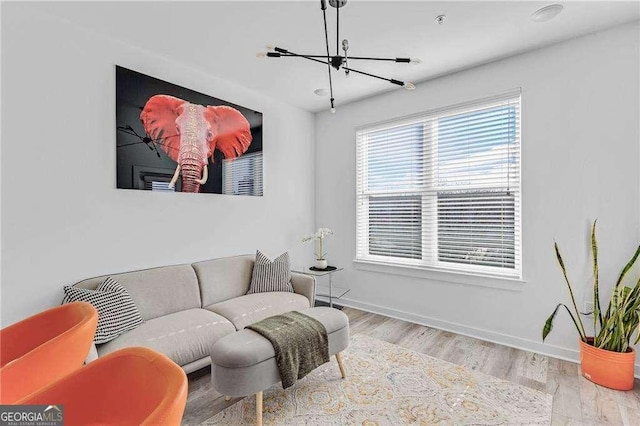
[36,1,639,112]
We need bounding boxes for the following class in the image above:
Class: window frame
[355,90,523,281]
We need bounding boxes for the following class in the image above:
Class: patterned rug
[202,334,552,425]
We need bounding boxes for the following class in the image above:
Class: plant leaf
[543,305,560,341]
[615,245,640,288]
[591,220,603,330]
[554,242,587,340]
[634,310,640,345]
[543,303,586,342]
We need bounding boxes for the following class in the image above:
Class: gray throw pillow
[247,251,294,294]
[63,277,144,344]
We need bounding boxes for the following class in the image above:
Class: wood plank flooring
[182,308,640,425]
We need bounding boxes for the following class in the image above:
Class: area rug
[201,334,552,425]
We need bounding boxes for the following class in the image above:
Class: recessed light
[314,88,328,96]
[531,4,564,23]
[435,14,446,25]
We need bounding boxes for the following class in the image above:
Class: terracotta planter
[579,338,635,390]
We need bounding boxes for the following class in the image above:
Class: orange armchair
[0,301,98,403]
[19,347,188,425]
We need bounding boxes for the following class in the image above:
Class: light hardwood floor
[182,307,640,425]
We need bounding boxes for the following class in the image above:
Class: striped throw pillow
[247,251,294,294]
[63,277,144,344]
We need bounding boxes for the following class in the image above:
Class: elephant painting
[116,66,263,195]
[140,95,253,193]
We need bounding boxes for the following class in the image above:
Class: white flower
[302,227,333,242]
[302,227,333,260]
[318,228,333,238]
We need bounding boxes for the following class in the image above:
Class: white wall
[0,4,315,325]
[315,23,640,367]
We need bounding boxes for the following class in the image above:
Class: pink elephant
[140,95,252,193]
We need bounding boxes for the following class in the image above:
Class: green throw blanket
[246,311,329,389]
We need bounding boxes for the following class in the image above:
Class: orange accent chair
[19,347,188,426]
[0,301,98,403]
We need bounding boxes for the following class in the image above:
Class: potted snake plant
[543,220,640,390]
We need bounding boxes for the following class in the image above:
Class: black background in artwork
[116,66,263,193]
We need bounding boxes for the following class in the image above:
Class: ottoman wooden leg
[224,396,231,401]
[256,391,263,426]
[335,352,347,378]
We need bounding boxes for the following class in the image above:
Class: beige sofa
[72,254,315,373]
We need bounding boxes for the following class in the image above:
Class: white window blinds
[356,90,521,278]
[222,151,263,196]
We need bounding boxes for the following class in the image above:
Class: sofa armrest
[291,272,315,307]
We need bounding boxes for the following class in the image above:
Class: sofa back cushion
[192,255,254,307]
[73,265,201,321]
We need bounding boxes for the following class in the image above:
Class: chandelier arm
[270,53,412,63]
[274,53,330,59]
[344,49,348,76]
[279,52,329,66]
[272,53,411,63]
[347,56,412,62]
[336,3,339,55]
[276,53,408,89]
[321,0,336,110]
[342,65,405,86]
[271,52,409,89]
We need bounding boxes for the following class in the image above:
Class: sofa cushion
[96,308,234,367]
[205,292,311,330]
[192,255,254,306]
[73,265,201,321]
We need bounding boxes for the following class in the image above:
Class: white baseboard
[334,296,640,378]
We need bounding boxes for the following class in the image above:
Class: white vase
[315,259,328,269]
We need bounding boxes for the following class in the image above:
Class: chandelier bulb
[266,45,274,51]
[403,82,416,90]
[410,58,422,64]
[331,107,336,114]
[256,52,267,58]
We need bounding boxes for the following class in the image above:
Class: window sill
[352,259,526,292]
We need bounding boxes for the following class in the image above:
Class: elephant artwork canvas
[116,66,263,195]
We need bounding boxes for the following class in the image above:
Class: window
[356,90,521,278]
[222,152,263,196]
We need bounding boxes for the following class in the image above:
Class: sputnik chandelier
[258,0,421,113]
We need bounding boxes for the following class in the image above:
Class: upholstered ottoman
[210,307,349,425]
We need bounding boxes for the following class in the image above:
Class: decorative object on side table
[293,266,347,309]
[310,265,337,272]
[542,220,640,390]
[302,227,333,270]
